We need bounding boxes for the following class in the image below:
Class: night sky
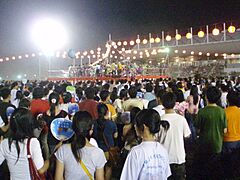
[0,0,239,56]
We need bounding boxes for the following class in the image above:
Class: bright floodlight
[31,18,68,55]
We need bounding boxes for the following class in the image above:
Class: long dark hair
[8,108,35,163]
[190,85,199,105]
[48,92,60,118]
[96,103,108,141]
[71,111,93,162]
[135,109,169,135]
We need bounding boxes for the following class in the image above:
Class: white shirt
[0,138,44,180]
[158,113,191,164]
[184,90,190,100]
[55,144,106,180]
[120,141,171,180]
[221,92,228,108]
[153,105,165,117]
[10,89,17,105]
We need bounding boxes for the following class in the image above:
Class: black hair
[48,92,60,117]
[227,90,240,107]
[100,90,110,102]
[85,87,95,99]
[186,82,192,90]
[0,87,11,99]
[23,90,30,98]
[130,107,141,124]
[119,89,128,100]
[9,108,35,163]
[110,90,118,103]
[15,90,23,101]
[18,98,31,109]
[206,86,221,104]
[102,83,110,91]
[177,82,183,89]
[145,83,153,92]
[71,111,93,162]
[174,90,184,103]
[32,87,44,99]
[128,86,137,98]
[155,89,166,100]
[96,103,108,142]
[135,109,161,134]
[62,92,72,104]
[47,82,54,90]
[190,85,199,105]
[124,85,128,90]
[221,84,229,93]
[11,82,18,89]
[43,87,49,97]
[76,87,83,100]
[97,103,108,121]
[162,92,177,109]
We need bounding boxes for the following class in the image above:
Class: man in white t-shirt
[157,92,191,180]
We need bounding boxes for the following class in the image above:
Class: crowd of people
[0,76,240,180]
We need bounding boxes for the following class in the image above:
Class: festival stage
[47,75,169,82]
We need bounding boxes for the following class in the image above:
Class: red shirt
[30,99,50,117]
[78,99,98,120]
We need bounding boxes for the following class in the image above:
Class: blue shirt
[93,120,117,152]
[144,92,156,102]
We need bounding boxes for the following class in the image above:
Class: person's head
[15,90,23,100]
[190,85,199,105]
[102,83,110,91]
[0,87,11,100]
[110,91,118,103]
[18,98,31,109]
[174,90,184,103]
[9,108,35,161]
[128,86,137,98]
[135,109,168,137]
[145,83,153,92]
[100,90,110,102]
[43,87,49,97]
[227,90,240,107]
[48,92,60,117]
[97,103,109,120]
[32,87,44,99]
[23,90,30,98]
[206,86,221,104]
[220,84,229,93]
[155,89,166,105]
[130,107,141,124]
[76,87,83,99]
[162,92,177,109]
[84,87,95,99]
[11,82,18,90]
[47,82,54,90]
[119,89,128,100]
[71,111,93,162]
[62,92,72,104]
[177,81,183,89]
[186,82,192,91]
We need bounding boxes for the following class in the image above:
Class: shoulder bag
[27,138,46,180]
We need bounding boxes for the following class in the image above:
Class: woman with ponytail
[0,108,49,180]
[55,111,106,180]
[93,103,118,180]
[41,92,69,157]
[120,109,171,180]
